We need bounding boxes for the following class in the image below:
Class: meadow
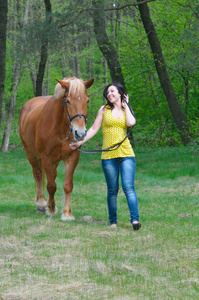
[0,146,198,299]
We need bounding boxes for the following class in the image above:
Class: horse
[19,77,94,221]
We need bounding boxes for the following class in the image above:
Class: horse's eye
[66,100,71,105]
[87,99,90,105]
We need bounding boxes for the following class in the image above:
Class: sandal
[132,222,141,231]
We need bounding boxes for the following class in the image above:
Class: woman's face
[107,85,121,104]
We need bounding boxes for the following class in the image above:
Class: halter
[62,89,87,140]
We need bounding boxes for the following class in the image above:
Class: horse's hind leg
[41,156,58,216]
[24,146,47,213]
[33,165,47,214]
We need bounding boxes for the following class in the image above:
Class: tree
[0,0,8,131]
[1,0,30,152]
[91,0,126,89]
[137,0,192,145]
[35,0,52,96]
[1,0,198,148]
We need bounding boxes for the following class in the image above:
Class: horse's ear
[84,78,94,90]
[55,79,70,90]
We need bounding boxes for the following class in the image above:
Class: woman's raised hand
[122,94,129,108]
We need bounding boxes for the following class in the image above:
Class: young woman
[69,83,141,230]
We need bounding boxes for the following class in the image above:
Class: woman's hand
[122,94,129,108]
[69,141,82,150]
[122,94,136,126]
[69,106,105,151]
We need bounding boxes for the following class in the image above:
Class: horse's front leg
[61,155,79,221]
[42,156,58,216]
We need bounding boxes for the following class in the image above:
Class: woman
[69,83,141,230]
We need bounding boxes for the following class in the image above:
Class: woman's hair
[103,83,126,109]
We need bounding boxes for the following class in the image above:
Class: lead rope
[75,99,135,154]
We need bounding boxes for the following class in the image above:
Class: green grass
[0,147,199,299]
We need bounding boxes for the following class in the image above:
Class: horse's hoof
[45,206,58,217]
[36,201,47,214]
[61,213,75,222]
[37,207,46,214]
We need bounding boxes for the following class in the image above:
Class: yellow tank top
[101,106,135,159]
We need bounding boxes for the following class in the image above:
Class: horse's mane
[54,77,85,100]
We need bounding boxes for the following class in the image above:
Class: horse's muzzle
[73,129,87,141]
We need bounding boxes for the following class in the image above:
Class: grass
[0,146,199,299]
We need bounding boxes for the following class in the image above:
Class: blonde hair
[54,77,85,100]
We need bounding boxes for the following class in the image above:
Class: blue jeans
[101,157,139,225]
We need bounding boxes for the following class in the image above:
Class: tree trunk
[74,39,80,77]
[104,58,108,86]
[0,0,8,131]
[29,63,37,95]
[91,0,126,89]
[46,60,50,95]
[35,0,52,96]
[1,0,30,152]
[138,0,191,145]
[88,35,92,78]
[182,70,189,116]
[1,75,20,152]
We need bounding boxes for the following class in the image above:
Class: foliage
[0,147,198,298]
[1,0,199,148]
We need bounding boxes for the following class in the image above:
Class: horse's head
[55,77,94,141]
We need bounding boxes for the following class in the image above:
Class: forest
[0,0,198,151]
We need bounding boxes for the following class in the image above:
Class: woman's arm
[69,105,105,149]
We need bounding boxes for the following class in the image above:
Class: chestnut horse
[19,77,94,221]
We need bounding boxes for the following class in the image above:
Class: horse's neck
[46,96,62,114]
[42,97,68,129]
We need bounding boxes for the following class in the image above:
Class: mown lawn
[0,146,198,299]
